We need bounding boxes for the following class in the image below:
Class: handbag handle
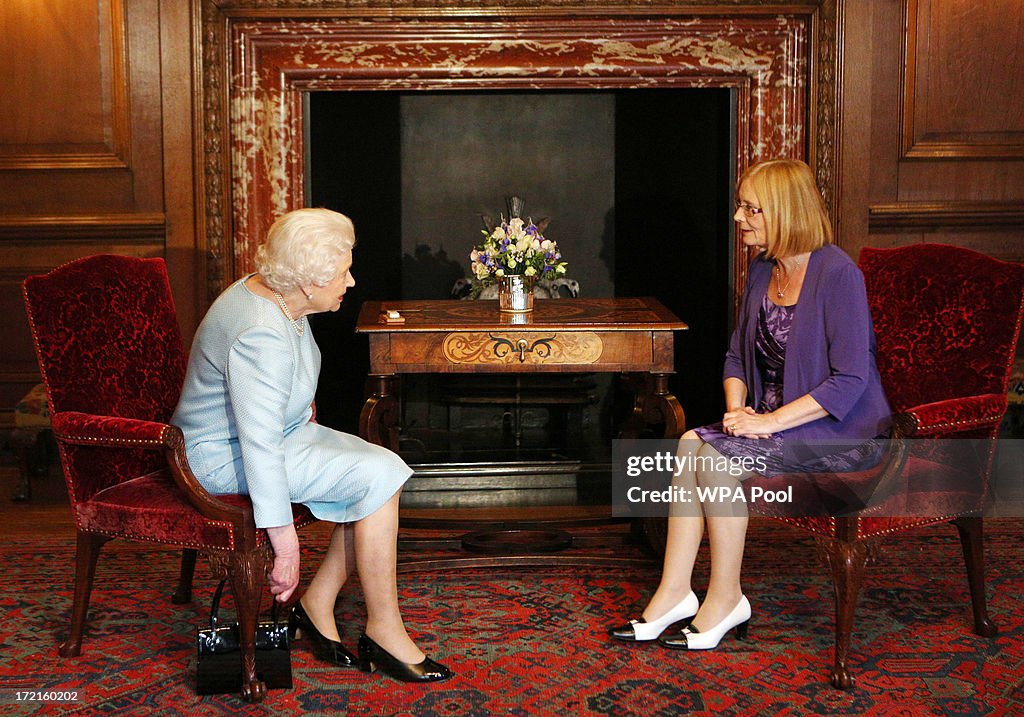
[208,578,285,630]
[209,578,227,632]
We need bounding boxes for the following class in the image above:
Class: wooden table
[356,296,688,449]
[355,297,688,557]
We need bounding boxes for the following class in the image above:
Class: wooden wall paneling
[125,0,166,214]
[0,0,129,172]
[901,0,1024,160]
[840,0,1024,267]
[0,0,173,427]
[837,0,873,261]
[0,0,167,214]
[160,0,202,339]
[0,275,45,430]
[893,160,1024,202]
[868,201,1024,232]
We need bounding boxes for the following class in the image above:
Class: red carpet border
[1,520,1022,716]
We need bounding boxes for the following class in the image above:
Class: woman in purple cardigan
[609,159,891,651]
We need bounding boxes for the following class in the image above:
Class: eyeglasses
[734,200,764,217]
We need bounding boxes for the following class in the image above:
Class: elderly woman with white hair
[172,208,450,683]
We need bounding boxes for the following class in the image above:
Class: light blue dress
[171,276,412,528]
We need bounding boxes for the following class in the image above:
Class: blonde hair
[738,159,832,259]
[255,208,355,292]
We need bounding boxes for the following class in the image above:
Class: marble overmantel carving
[198,0,841,301]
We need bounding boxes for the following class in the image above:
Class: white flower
[509,217,524,234]
[525,266,537,277]
[491,227,506,240]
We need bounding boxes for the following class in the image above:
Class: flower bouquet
[468,198,568,312]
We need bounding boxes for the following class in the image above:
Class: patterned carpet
[1,519,1022,716]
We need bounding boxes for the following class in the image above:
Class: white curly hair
[255,208,355,293]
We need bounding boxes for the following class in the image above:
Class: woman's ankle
[364,623,424,663]
[643,586,693,620]
[299,595,342,641]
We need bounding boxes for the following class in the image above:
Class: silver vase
[497,274,535,313]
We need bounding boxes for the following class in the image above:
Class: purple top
[723,244,891,447]
[754,291,794,414]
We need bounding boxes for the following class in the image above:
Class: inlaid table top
[355,297,688,376]
[356,297,688,333]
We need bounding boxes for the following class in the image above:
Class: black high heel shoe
[357,634,452,683]
[288,602,357,667]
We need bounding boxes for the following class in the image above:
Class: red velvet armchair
[23,255,316,702]
[744,243,1024,688]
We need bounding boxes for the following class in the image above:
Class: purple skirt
[694,424,884,478]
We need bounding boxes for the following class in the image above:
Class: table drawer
[379,331,658,372]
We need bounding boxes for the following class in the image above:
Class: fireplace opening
[307,88,733,506]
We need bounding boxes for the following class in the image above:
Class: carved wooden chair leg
[952,516,998,637]
[818,536,875,689]
[229,549,270,703]
[59,531,110,657]
[172,549,198,604]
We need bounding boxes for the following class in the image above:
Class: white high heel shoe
[608,591,699,642]
[658,595,751,650]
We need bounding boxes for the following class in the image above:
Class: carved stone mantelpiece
[198,0,841,301]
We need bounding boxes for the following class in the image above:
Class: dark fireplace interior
[306,88,733,503]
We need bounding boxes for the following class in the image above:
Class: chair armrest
[51,411,174,447]
[894,393,1008,437]
[50,411,257,535]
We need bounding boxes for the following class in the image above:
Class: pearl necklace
[271,289,305,336]
[774,259,802,299]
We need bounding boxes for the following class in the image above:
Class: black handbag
[195,579,293,695]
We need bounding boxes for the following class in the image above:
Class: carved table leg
[619,373,686,553]
[618,373,686,439]
[359,374,401,451]
[648,373,686,439]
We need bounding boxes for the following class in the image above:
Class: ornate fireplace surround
[197,0,841,301]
